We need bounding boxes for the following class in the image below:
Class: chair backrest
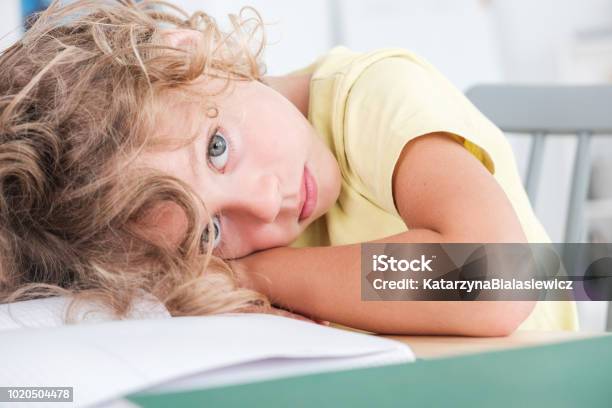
[466,85,612,135]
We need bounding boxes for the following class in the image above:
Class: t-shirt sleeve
[343,55,501,218]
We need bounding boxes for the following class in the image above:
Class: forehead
[148,77,250,148]
[147,89,210,150]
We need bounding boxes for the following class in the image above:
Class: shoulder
[294,46,440,98]
[310,46,437,87]
[310,47,445,128]
[345,50,453,113]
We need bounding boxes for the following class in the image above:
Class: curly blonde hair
[0,0,271,320]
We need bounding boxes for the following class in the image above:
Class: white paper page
[0,294,170,331]
[145,347,411,394]
[0,313,414,408]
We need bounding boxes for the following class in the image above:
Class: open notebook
[0,297,415,408]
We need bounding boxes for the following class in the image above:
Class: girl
[0,0,577,334]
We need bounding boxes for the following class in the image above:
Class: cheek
[254,223,299,248]
[249,102,306,153]
[225,221,295,257]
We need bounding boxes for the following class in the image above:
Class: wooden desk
[384,330,607,359]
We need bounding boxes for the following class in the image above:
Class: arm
[233,132,535,336]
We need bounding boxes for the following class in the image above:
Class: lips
[298,165,317,221]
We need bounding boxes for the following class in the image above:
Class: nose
[225,172,282,223]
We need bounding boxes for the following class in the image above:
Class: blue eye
[208,130,228,170]
[201,215,221,249]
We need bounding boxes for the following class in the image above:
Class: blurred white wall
[491,0,612,82]
[176,0,334,76]
[334,0,503,90]
[0,0,21,51]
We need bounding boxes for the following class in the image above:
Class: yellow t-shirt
[289,46,578,331]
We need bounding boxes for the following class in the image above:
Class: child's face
[137,76,341,259]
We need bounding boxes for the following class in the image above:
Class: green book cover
[128,335,612,408]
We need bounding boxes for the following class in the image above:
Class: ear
[158,28,202,50]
